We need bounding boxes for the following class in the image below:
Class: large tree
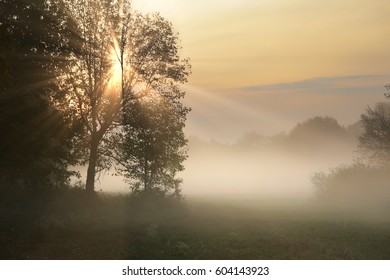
[0,0,77,193]
[53,0,190,192]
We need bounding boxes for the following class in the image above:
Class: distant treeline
[188,115,362,158]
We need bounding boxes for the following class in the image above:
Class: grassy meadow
[1,191,390,260]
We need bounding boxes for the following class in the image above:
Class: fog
[182,141,353,199]
[182,126,358,199]
[93,116,362,201]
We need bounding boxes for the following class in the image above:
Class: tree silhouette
[385,83,390,99]
[359,102,390,165]
[115,97,189,197]
[52,0,190,192]
[0,0,77,194]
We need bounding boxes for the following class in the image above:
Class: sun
[109,45,122,88]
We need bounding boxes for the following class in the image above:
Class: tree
[53,0,190,192]
[289,116,347,140]
[359,102,390,165]
[114,96,189,197]
[385,83,390,99]
[0,0,77,194]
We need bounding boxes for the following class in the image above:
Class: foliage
[385,83,390,99]
[0,0,190,195]
[290,116,346,136]
[0,0,78,193]
[312,163,390,206]
[52,0,191,191]
[289,116,351,148]
[115,97,189,197]
[359,102,390,166]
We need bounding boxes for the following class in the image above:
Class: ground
[1,193,390,259]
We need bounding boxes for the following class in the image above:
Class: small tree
[115,96,189,197]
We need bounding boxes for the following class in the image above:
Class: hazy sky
[133,0,390,141]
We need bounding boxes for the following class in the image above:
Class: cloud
[241,75,388,95]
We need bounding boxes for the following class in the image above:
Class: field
[1,192,390,260]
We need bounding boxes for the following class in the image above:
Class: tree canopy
[0,0,191,195]
[359,102,390,165]
[52,0,190,192]
[0,0,77,194]
[115,96,189,197]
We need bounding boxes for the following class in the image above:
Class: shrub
[312,163,390,207]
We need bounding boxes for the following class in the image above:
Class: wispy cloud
[241,75,388,94]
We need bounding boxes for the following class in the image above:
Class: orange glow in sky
[132,0,390,140]
[133,0,390,88]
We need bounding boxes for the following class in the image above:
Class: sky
[133,0,390,141]
[134,0,390,141]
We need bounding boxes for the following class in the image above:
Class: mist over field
[92,112,390,219]
[183,127,357,199]
[95,116,359,198]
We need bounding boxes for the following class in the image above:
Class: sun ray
[107,36,121,84]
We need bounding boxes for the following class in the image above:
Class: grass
[1,192,390,259]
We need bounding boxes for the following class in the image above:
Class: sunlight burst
[109,43,122,88]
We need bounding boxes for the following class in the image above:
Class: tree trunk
[85,138,98,192]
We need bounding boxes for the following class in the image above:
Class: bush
[312,163,390,207]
